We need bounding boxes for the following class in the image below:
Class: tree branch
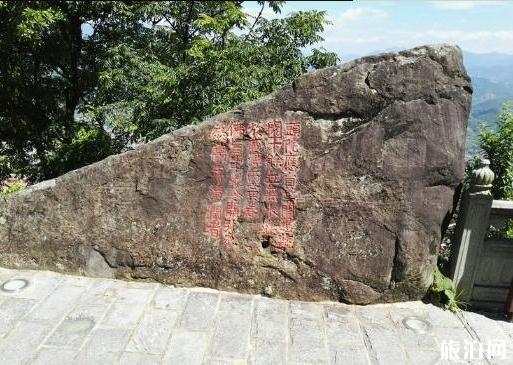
[244,2,264,41]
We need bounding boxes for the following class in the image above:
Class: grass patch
[428,267,467,312]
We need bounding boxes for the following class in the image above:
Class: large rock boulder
[0,44,471,304]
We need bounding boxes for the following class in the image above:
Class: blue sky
[244,1,513,57]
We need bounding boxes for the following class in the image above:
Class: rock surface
[0,44,472,304]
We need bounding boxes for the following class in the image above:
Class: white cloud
[430,1,506,11]
[321,27,513,57]
[336,8,390,22]
[244,1,513,56]
[415,29,513,42]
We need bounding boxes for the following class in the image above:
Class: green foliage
[429,268,466,312]
[488,220,513,239]
[46,127,115,178]
[477,103,513,239]
[0,182,25,197]
[0,1,338,182]
[16,7,64,44]
[479,103,513,200]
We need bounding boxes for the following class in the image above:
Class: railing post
[449,158,495,303]
[507,280,513,322]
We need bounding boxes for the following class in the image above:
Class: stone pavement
[0,267,511,365]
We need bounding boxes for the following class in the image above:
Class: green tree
[478,103,513,238]
[479,103,513,200]
[0,1,338,183]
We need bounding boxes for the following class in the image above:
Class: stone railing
[450,159,513,312]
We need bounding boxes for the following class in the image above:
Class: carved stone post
[449,158,495,303]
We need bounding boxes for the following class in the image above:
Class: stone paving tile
[357,305,394,328]
[0,297,38,338]
[45,316,96,349]
[398,327,439,350]
[27,282,87,322]
[330,343,370,365]
[288,300,330,363]
[44,303,109,348]
[357,307,411,365]
[206,359,248,365]
[386,306,439,350]
[423,303,463,328]
[251,297,288,340]
[78,279,123,306]
[31,348,76,365]
[101,300,149,329]
[209,295,253,360]
[0,320,54,365]
[163,331,210,365]
[324,303,353,320]
[249,337,286,365]
[288,314,329,363]
[405,349,442,365]
[179,292,219,331]
[0,270,62,300]
[325,310,363,345]
[499,320,513,337]
[205,359,247,365]
[126,308,178,354]
[290,300,325,321]
[152,286,187,310]
[217,293,253,314]
[79,327,133,354]
[74,349,121,365]
[119,351,163,364]
[99,284,157,330]
[362,324,409,365]
[433,326,474,345]
[461,311,511,342]
[326,310,370,364]
[0,267,512,365]
[460,312,513,364]
[117,285,157,305]
[60,274,94,288]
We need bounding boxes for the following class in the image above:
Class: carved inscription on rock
[204,119,302,250]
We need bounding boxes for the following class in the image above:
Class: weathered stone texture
[0,44,472,304]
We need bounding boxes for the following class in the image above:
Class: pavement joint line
[355,310,374,365]
[26,277,95,363]
[156,284,190,365]
[71,279,128,361]
[321,303,331,365]
[204,291,223,363]
[282,298,289,364]
[115,281,160,364]
[455,310,482,342]
[0,272,65,346]
[455,311,495,365]
[358,318,378,365]
[244,295,256,364]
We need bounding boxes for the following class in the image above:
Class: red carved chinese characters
[204,119,301,250]
[260,119,301,250]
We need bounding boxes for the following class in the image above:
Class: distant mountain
[464,51,513,85]
[466,77,513,155]
[471,77,513,119]
[464,52,513,155]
